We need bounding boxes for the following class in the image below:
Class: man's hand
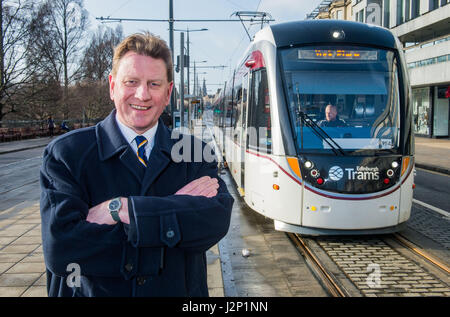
[86,197,129,225]
[175,176,219,198]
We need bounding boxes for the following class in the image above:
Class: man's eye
[125,80,137,85]
[150,82,161,87]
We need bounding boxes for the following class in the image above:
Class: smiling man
[40,32,234,297]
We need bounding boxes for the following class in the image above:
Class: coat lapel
[120,146,146,182]
[96,110,145,184]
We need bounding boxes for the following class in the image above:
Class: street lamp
[173,27,208,95]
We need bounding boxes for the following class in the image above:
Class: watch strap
[110,210,121,222]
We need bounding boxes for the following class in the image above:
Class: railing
[0,119,101,143]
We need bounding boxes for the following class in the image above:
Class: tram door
[238,73,249,196]
[241,73,249,193]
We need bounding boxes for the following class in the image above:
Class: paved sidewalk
[0,203,46,297]
[415,137,450,175]
[0,137,52,155]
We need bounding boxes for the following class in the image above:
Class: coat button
[125,263,133,272]
[166,230,175,238]
[137,277,146,286]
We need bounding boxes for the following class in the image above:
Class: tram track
[391,233,450,275]
[287,233,349,297]
[288,232,449,297]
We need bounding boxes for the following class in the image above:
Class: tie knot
[135,135,148,149]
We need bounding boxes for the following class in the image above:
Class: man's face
[325,106,337,122]
[109,51,173,134]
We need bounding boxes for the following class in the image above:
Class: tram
[212,20,414,235]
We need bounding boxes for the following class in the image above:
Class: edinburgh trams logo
[328,166,380,181]
[328,166,344,181]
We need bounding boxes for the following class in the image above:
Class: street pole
[169,0,175,126]
[187,28,190,96]
[193,61,196,98]
[180,32,185,128]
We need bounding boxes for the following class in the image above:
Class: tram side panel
[244,151,303,226]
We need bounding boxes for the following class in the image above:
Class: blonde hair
[112,32,173,82]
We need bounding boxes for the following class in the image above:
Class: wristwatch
[108,197,122,222]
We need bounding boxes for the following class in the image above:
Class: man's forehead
[117,52,167,77]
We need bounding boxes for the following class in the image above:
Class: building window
[411,0,420,18]
[407,54,449,69]
[429,0,439,10]
[396,0,404,25]
[405,0,411,21]
[356,9,364,22]
[337,10,343,20]
[412,88,430,135]
[383,0,390,27]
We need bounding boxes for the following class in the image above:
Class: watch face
[109,200,120,210]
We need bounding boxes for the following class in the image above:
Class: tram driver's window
[249,69,272,153]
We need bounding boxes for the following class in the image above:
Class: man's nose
[135,84,151,100]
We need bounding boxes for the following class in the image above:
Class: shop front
[412,85,450,138]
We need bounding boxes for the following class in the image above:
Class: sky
[84,0,324,95]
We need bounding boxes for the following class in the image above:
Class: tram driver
[318,104,347,127]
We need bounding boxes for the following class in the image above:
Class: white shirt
[115,114,158,161]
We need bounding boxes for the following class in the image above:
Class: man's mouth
[130,104,151,110]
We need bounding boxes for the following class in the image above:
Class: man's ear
[166,81,174,104]
[109,74,115,101]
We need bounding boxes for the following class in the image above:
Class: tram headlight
[304,161,313,169]
[331,30,345,40]
[387,169,394,178]
[391,161,399,169]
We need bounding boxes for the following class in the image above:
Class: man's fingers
[175,176,211,195]
[196,181,219,197]
[175,176,219,197]
[191,178,218,196]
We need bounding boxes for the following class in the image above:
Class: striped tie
[135,135,148,167]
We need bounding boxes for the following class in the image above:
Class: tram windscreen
[281,46,401,155]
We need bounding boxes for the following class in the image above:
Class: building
[307,0,450,138]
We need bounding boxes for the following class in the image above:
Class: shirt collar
[115,113,158,148]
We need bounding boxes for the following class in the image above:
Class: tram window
[281,45,401,154]
[248,69,271,153]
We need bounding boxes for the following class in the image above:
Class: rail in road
[288,232,449,297]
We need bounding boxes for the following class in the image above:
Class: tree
[12,75,62,122]
[27,0,89,119]
[74,25,123,123]
[78,25,123,82]
[0,0,35,123]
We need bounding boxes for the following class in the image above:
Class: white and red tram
[213,20,414,235]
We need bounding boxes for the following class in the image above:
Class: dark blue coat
[40,110,234,297]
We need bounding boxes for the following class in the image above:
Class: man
[318,104,347,127]
[60,120,70,132]
[47,116,55,136]
[40,32,234,297]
